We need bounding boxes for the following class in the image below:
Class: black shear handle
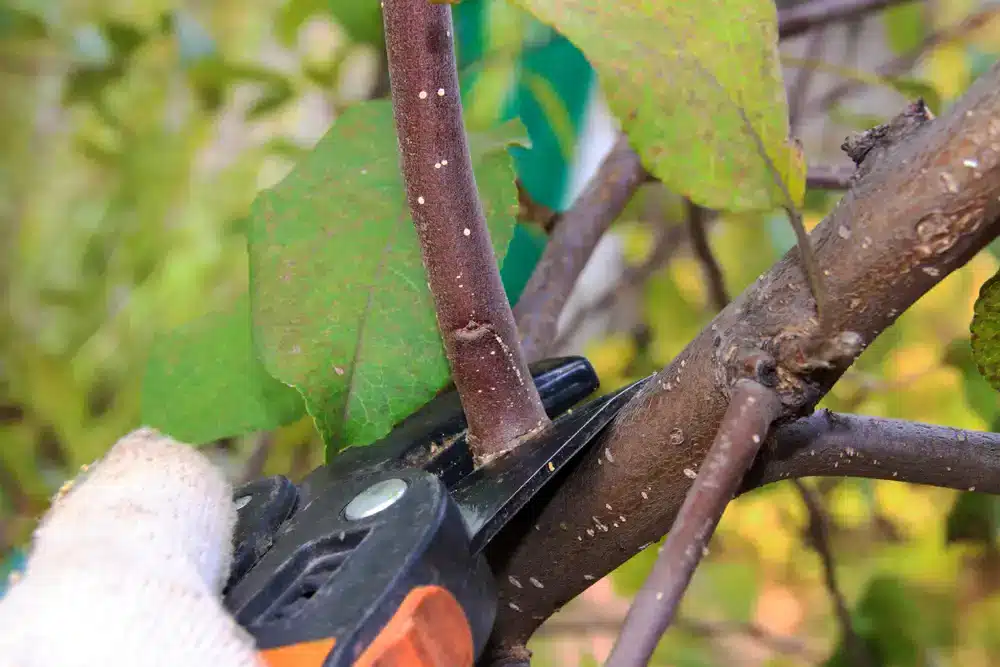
[227,467,493,667]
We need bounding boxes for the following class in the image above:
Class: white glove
[0,428,264,667]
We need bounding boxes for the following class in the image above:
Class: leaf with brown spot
[509,0,805,212]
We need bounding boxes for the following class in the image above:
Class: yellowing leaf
[584,333,637,384]
[509,0,803,213]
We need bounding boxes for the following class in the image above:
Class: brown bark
[746,411,1000,494]
[382,0,549,461]
[486,61,1000,652]
[605,379,782,667]
[514,135,647,363]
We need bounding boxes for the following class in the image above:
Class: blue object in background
[0,548,25,599]
[453,0,617,306]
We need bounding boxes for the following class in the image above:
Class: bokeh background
[3,0,1000,664]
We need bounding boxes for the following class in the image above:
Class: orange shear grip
[257,585,473,667]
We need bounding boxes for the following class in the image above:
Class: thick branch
[778,0,914,40]
[605,380,782,667]
[382,0,549,460]
[685,201,729,311]
[514,135,646,363]
[485,62,1000,651]
[792,480,872,667]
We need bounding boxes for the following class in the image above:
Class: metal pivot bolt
[344,478,408,521]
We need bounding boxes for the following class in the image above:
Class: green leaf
[971,271,1000,393]
[247,82,296,119]
[824,575,956,667]
[883,2,926,55]
[500,222,547,307]
[508,0,804,213]
[328,0,385,46]
[248,100,519,454]
[141,294,305,445]
[946,491,1000,546]
[944,338,1000,428]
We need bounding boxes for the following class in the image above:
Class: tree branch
[382,0,549,461]
[685,201,729,312]
[791,479,873,667]
[813,6,1000,114]
[514,135,646,363]
[807,163,856,190]
[787,29,828,131]
[485,62,1000,653]
[745,411,1000,494]
[605,379,782,667]
[778,0,915,40]
[551,219,686,353]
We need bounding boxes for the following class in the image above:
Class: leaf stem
[381,0,549,461]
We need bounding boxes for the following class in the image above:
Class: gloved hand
[0,428,264,667]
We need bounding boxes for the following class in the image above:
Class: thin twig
[792,480,874,667]
[514,135,646,363]
[807,163,856,189]
[382,0,549,461]
[787,29,828,131]
[685,201,729,312]
[604,379,783,667]
[779,0,914,39]
[813,5,1000,114]
[551,219,686,353]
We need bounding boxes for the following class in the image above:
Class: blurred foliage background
[3,0,1000,665]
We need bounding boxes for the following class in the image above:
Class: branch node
[738,348,779,388]
[842,99,934,170]
[454,320,494,343]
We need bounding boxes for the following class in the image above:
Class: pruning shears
[223,356,649,667]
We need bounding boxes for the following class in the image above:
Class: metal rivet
[344,478,408,521]
[234,495,252,511]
